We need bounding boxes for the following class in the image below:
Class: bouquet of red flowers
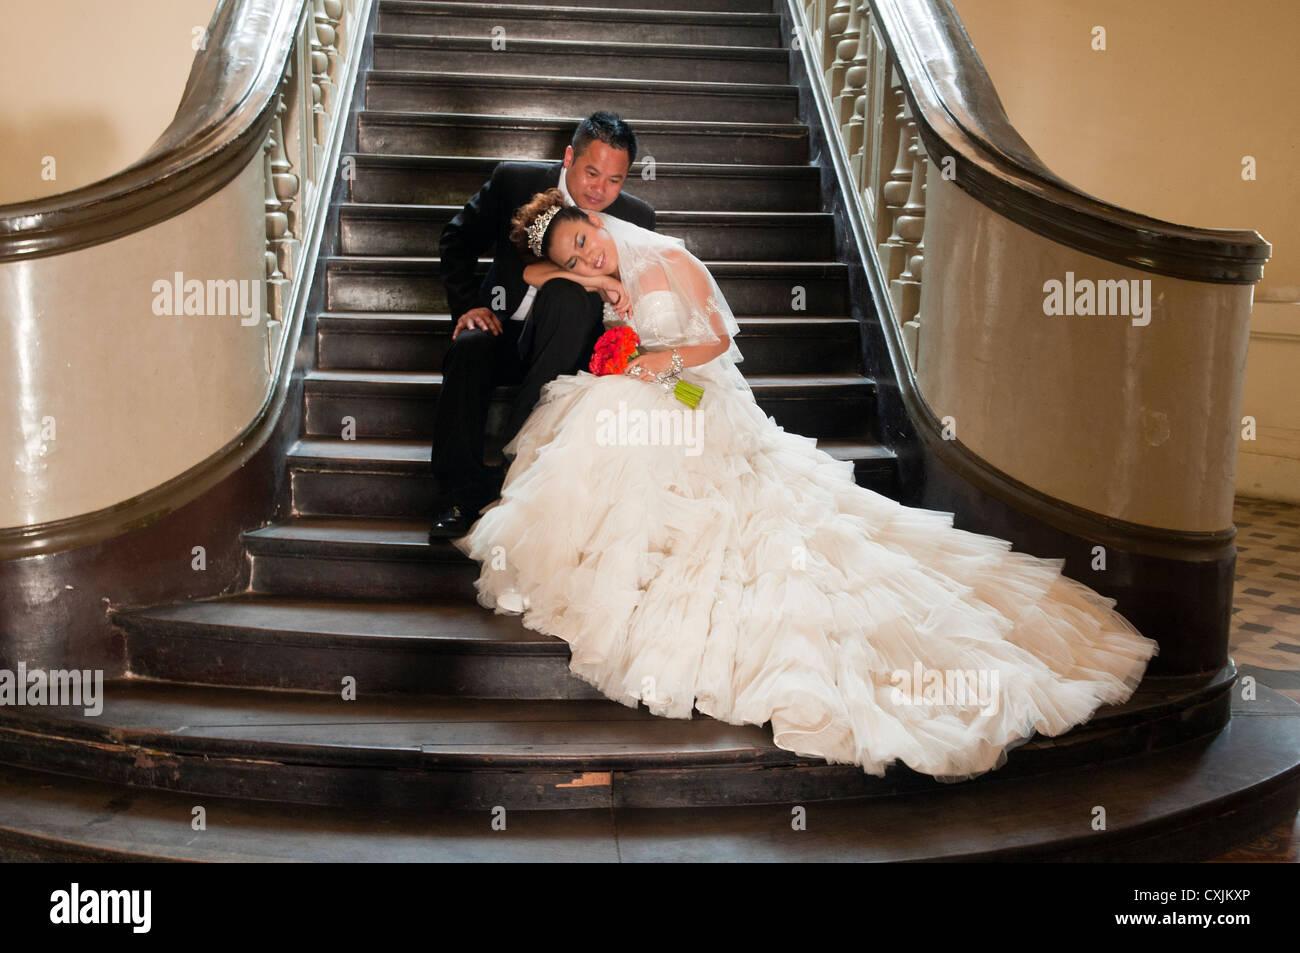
[589,325,704,408]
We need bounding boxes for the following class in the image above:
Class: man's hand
[453,307,503,339]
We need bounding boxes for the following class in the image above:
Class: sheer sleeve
[666,248,740,357]
[602,212,744,365]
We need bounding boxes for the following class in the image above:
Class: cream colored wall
[951,0,1299,501]
[918,173,1253,533]
[0,0,220,205]
[1237,299,1300,503]
[0,156,271,527]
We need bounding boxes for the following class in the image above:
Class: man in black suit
[430,112,656,538]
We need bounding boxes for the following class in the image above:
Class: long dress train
[454,286,1158,784]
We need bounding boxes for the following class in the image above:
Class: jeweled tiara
[527,204,563,258]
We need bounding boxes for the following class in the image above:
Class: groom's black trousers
[431,280,605,513]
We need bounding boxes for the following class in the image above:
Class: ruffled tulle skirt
[454,366,1159,781]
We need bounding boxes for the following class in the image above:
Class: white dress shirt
[509,166,575,322]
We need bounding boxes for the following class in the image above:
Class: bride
[453,188,1159,782]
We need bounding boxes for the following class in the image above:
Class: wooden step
[425,0,775,10]
[365,71,799,124]
[377,2,784,47]
[301,368,878,441]
[0,669,1243,813]
[345,155,822,212]
[325,255,849,315]
[338,205,835,260]
[284,434,899,518]
[355,112,810,165]
[1,684,1291,860]
[316,313,863,375]
[372,33,790,84]
[113,594,601,699]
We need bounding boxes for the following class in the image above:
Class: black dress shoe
[428,504,470,540]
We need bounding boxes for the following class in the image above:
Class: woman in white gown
[453,188,1159,782]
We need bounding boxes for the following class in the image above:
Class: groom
[430,112,656,539]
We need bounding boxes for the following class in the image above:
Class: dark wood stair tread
[367,69,797,97]
[345,152,821,178]
[341,202,832,223]
[284,434,895,470]
[374,29,789,62]
[0,679,794,768]
[304,368,873,388]
[1,685,1294,861]
[114,594,563,651]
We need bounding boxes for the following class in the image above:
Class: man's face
[562,140,630,212]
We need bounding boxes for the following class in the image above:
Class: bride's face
[547,215,619,277]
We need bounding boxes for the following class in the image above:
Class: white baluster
[877,87,914,281]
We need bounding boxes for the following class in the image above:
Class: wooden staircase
[2,0,1297,861]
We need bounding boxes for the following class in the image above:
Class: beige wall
[0,156,271,528]
[0,0,219,205]
[952,0,1299,501]
[917,173,1253,533]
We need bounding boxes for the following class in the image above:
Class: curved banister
[789,0,1264,674]
[0,0,299,262]
[873,0,1269,283]
[791,0,1268,532]
[0,0,369,552]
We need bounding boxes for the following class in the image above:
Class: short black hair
[571,112,638,165]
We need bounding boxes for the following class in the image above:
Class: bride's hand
[597,277,633,321]
[624,349,674,383]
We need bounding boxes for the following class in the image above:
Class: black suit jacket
[439,160,656,323]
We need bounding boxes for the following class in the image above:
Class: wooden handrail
[0,0,299,262]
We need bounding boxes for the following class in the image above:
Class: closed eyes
[564,233,586,270]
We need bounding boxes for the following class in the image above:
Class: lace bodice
[627,289,720,349]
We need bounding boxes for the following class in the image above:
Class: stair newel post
[828,1,860,123]
[892,148,926,365]
[877,84,915,283]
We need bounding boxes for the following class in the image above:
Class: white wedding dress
[455,249,1159,783]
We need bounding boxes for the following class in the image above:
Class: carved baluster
[310,0,334,146]
[263,136,288,345]
[892,150,927,362]
[824,0,854,108]
[904,235,924,367]
[269,89,301,274]
[314,0,341,89]
[832,3,863,128]
[843,4,871,182]
[322,0,345,63]
[310,33,329,169]
[877,86,914,281]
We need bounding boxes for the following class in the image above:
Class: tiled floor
[1207,496,1300,862]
